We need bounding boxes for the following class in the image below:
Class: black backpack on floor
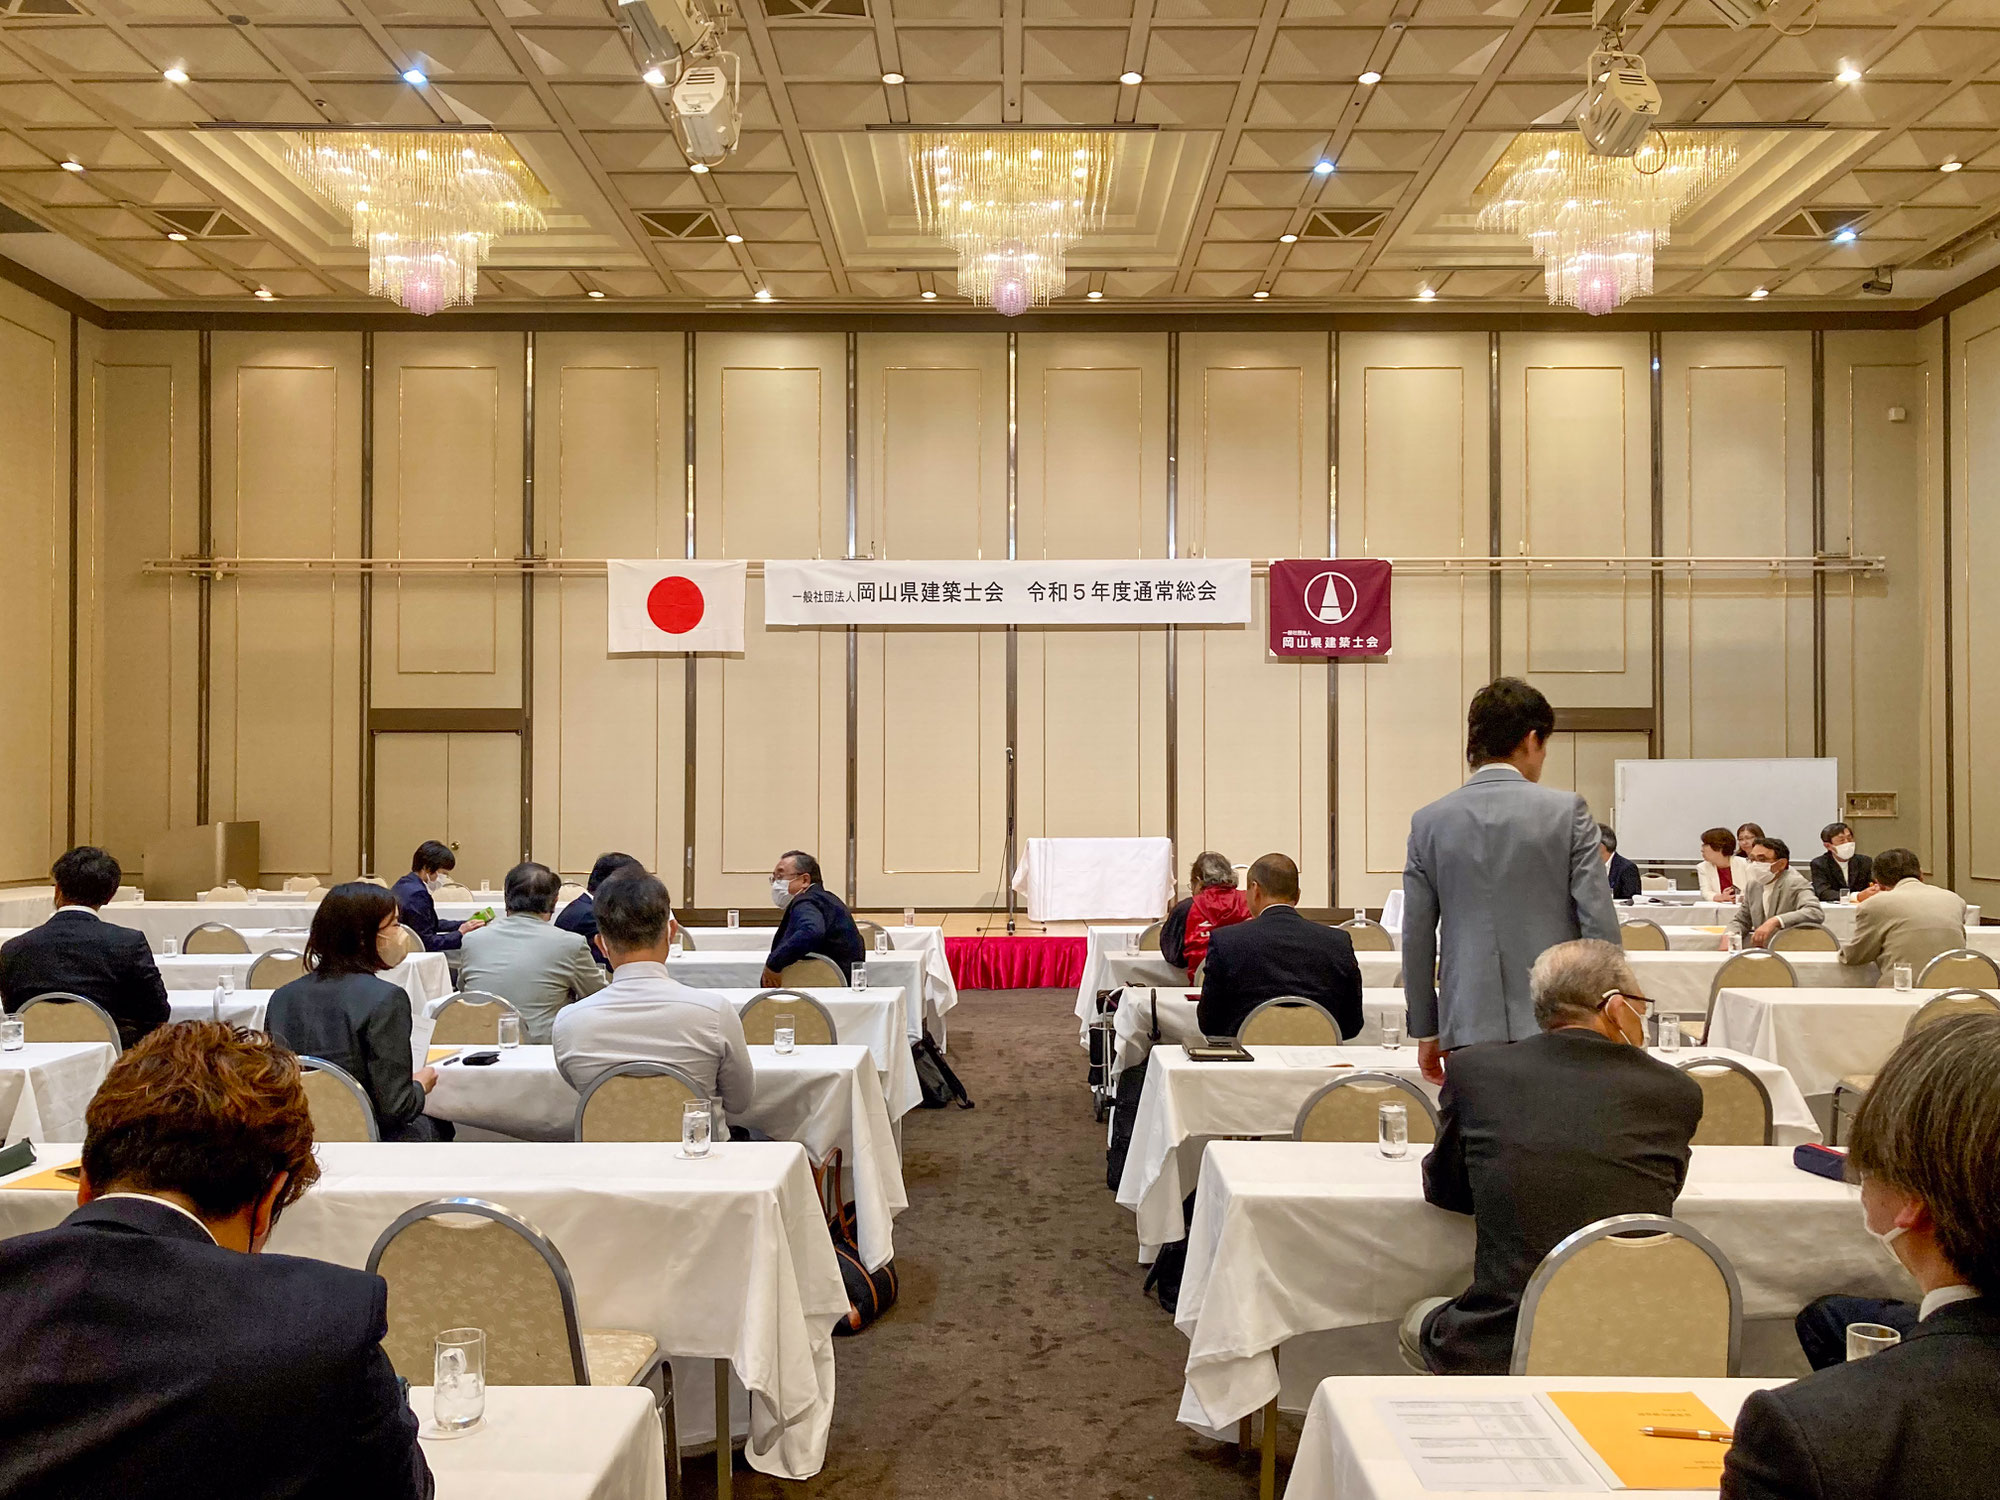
[913,1028,974,1109]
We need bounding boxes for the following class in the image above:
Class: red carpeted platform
[945,934,1087,991]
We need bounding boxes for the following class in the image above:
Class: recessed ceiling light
[1358,70,1382,85]
[163,66,189,83]
[166,231,187,241]
[1252,289,1270,299]
[1086,289,1103,299]
[921,289,938,299]
[1417,286,1436,301]
[882,71,905,85]
[1313,159,1335,175]
[402,67,428,85]
[1836,65,1862,83]
[1941,159,1964,172]
[641,65,667,86]
[59,160,84,172]
[1119,71,1143,86]
[724,232,743,243]
[688,161,709,174]
[1833,227,1858,244]
[1279,232,1299,243]
[253,287,275,300]
[754,287,772,301]
[1749,287,1769,300]
[587,289,605,299]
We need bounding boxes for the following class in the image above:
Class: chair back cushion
[301,1065,378,1142]
[429,998,513,1045]
[374,1216,580,1386]
[1712,951,1795,990]
[1136,922,1164,952]
[1297,1077,1438,1143]
[20,997,119,1048]
[183,923,251,955]
[1519,1232,1732,1376]
[1239,1000,1341,1046]
[1338,921,1395,952]
[577,1071,699,1142]
[1919,951,2000,989]
[1908,990,2000,1034]
[1681,1062,1772,1145]
[738,994,836,1046]
[1618,921,1669,952]
[246,950,306,989]
[779,955,845,989]
[1770,926,1838,952]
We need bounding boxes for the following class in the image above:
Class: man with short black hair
[1726,836,1825,949]
[1403,678,1621,1084]
[0,1021,434,1499]
[761,849,864,987]
[1401,938,1702,1375]
[1838,847,1968,986]
[1722,1014,2000,1499]
[1810,822,1873,903]
[0,846,169,1047]
[1599,824,1642,901]
[554,851,643,967]
[457,860,606,1043]
[1195,853,1362,1040]
[389,840,485,952]
[552,872,753,1111]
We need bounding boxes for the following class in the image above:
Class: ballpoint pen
[1641,1426,1733,1443]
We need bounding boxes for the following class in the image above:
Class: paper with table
[1376,1398,1605,1491]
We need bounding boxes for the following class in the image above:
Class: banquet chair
[1919,948,2000,989]
[853,919,889,950]
[356,875,390,888]
[558,881,586,903]
[677,928,698,950]
[1293,1073,1438,1143]
[366,1197,680,1500]
[1675,1057,1774,1145]
[299,1058,380,1142]
[779,953,846,989]
[433,883,476,904]
[1510,1213,1742,1377]
[379,923,420,965]
[1136,921,1164,952]
[1831,989,2000,1143]
[1770,925,1839,952]
[182,922,251,955]
[574,1061,707,1142]
[18,992,121,1052]
[739,989,839,1046]
[428,991,520,1045]
[198,884,248,903]
[1237,996,1343,1046]
[246,949,306,989]
[281,875,318,893]
[1618,919,1669,952]
[1684,949,1796,1045]
[1336,917,1395,952]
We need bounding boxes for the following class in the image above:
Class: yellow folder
[0,1161,82,1193]
[1546,1390,1733,1490]
[426,1047,462,1063]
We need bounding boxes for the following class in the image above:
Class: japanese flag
[607,559,746,654]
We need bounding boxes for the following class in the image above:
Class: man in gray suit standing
[1404,677,1620,1084]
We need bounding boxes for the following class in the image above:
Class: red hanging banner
[1267,559,1394,657]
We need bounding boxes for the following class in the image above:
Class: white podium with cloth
[1010,836,1174,922]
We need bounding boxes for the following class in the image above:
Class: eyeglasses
[1600,989,1653,1017]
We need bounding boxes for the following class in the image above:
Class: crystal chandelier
[286,131,549,316]
[1477,132,1737,316]
[909,131,1118,316]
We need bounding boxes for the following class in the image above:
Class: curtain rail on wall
[142,554,1888,579]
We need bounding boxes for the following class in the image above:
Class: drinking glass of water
[1657,1011,1682,1052]
[496,1014,521,1050]
[432,1328,486,1434]
[0,1018,23,1051]
[874,929,890,954]
[210,981,226,1023]
[163,936,179,956]
[774,1013,796,1055]
[1381,1021,1402,1052]
[1893,963,1914,992]
[853,962,869,991]
[1847,1322,1901,1361]
[903,906,916,928]
[1727,932,1744,953]
[681,1098,713,1159]
[727,909,740,929]
[1378,1101,1409,1160]
[668,938,684,959]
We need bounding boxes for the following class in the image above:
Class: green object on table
[472,907,496,923]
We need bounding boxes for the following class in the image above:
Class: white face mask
[771,878,794,909]
[1861,1195,1911,1272]
[425,872,449,893]
[1744,861,1773,887]
[1834,842,1857,862]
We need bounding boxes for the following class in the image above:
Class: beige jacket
[1840,877,1969,986]
[1726,866,1824,942]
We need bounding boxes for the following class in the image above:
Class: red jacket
[1183,884,1250,972]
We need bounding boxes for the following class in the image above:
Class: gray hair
[1530,939,1638,1030]
[1190,851,1235,891]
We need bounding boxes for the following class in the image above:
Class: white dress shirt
[94,1192,217,1244]
[550,960,754,1114]
[1920,1284,1983,1320]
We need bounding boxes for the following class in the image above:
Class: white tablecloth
[1118,1043,1818,1255]
[1617,898,1983,933]
[0,1141,849,1480]
[1705,985,1959,1098]
[413,1385,665,1500]
[1011,836,1174,922]
[0,923,313,956]
[426,1044,905,1270]
[1073,942,1404,1044]
[685,927,959,1038]
[97,901,321,946]
[1108,988,1410,1080]
[1622,950,1873,1016]
[1288,1375,1784,1500]
[156,951,452,1008]
[0,1043,115,1142]
[1172,1143,1902,1433]
[664,951,928,1045]
[0,889,56,926]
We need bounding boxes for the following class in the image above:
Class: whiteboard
[1613,758,1840,864]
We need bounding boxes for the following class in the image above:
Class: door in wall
[372,732,521,891]
[1540,730,1653,838]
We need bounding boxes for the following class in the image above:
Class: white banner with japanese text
[763,558,1252,626]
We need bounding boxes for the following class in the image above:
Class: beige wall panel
[373,731,521,890]
[210,334,361,881]
[1499,334,1651,702]
[371,334,523,708]
[1016,335,1168,850]
[1961,322,2000,889]
[1542,730,1650,829]
[1336,334,1490,910]
[1661,334,1814,762]
[0,285,64,882]
[531,333,686,883]
[372,734,446,889]
[1177,334,1330,906]
[855,334,1007,905]
[694,334,845,906]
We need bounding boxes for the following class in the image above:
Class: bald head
[1245,853,1300,915]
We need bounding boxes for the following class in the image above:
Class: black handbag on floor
[913,1028,974,1109]
[814,1149,899,1335]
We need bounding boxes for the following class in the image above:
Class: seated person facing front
[552,871,753,1115]
[1722,1014,2000,1500]
[1810,822,1873,903]
[1161,850,1251,974]
[0,845,169,1048]
[1838,847,1970,987]
[760,850,864,987]
[1698,826,1753,903]
[1724,837,1825,950]
[1195,853,1362,1040]
[266,883,452,1143]
[1403,938,1702,1375]
[0,1021,433,1499]
[1599,824,1642,902]
[389,840,487,953]
[456,860,605,1043]
[554,851,643,968]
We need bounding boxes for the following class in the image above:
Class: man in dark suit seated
[555,851,643,968]
[1402,938,1703,1374]
[389,839,487,953]
[760,850,864,986]
[0,846,169,1048]
[0,1020,433,1499]
[1195,853,1362,1040]
[1599,824,1643,901]
[1723,1014,2000,1500]
[1809,820,1873,903]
